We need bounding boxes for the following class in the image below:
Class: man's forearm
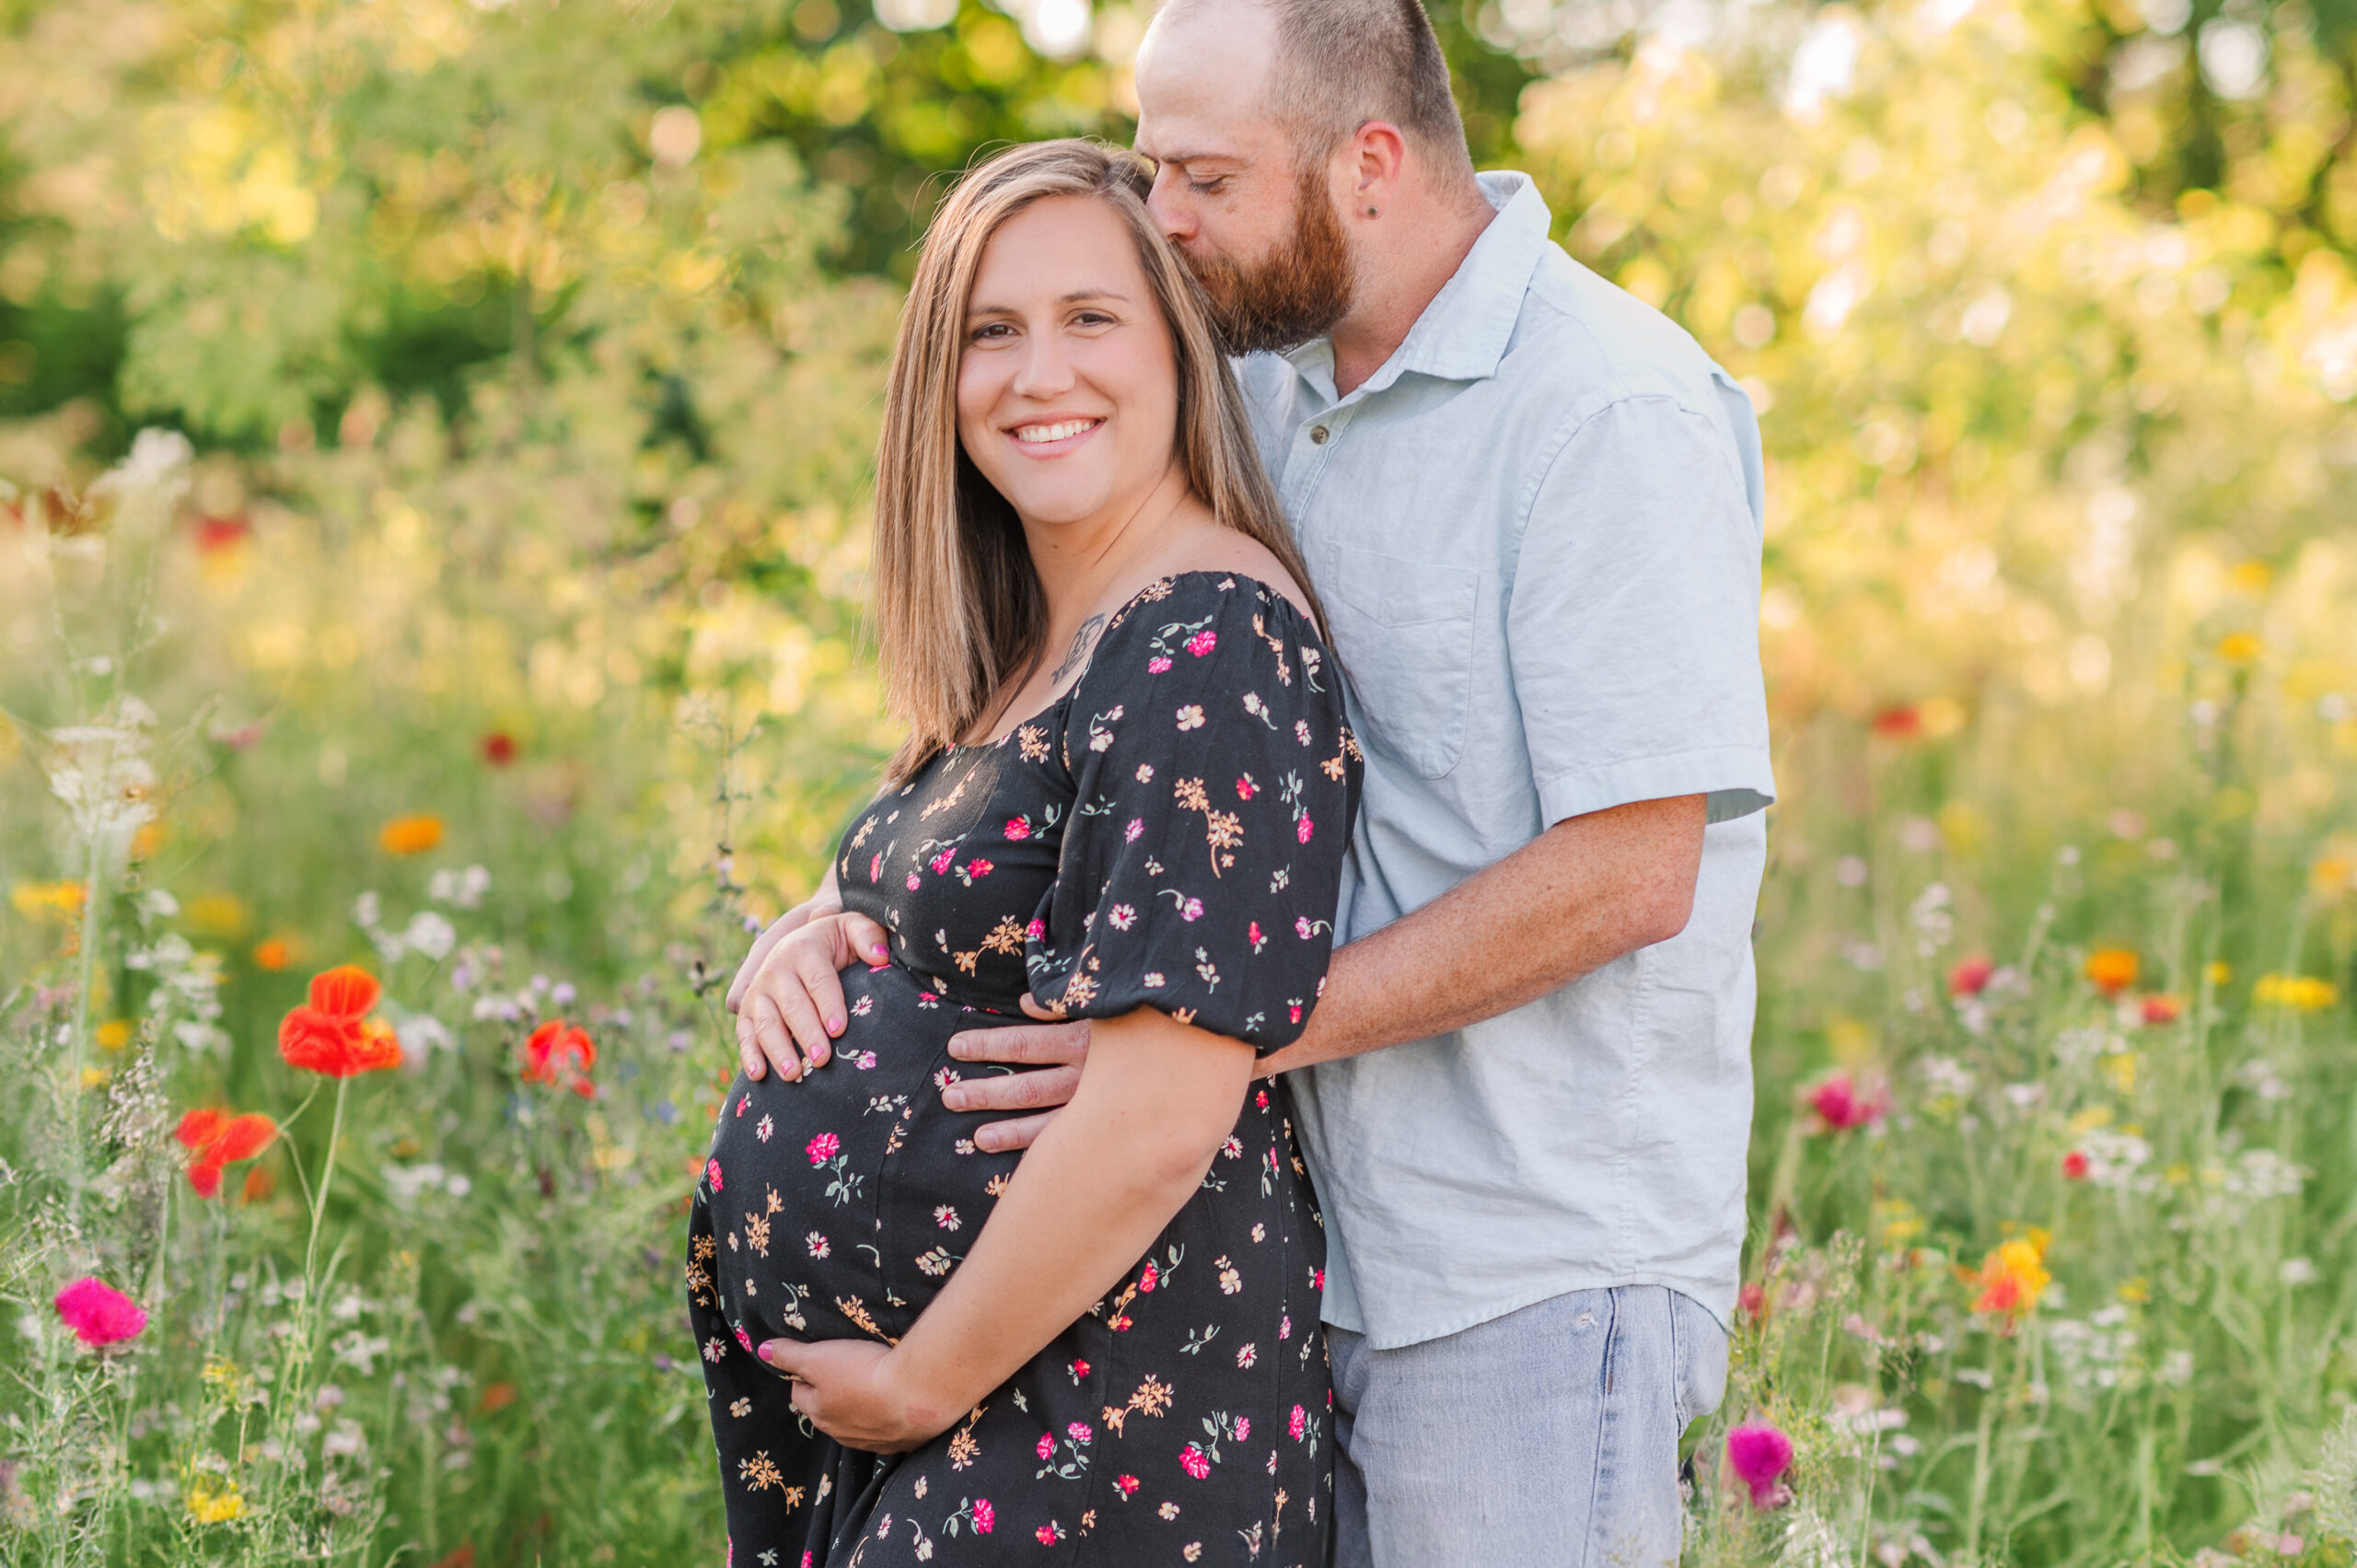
[1263,794,1707,1074]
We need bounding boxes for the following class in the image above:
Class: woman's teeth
[1013,419,1100,444]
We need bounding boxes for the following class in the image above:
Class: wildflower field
[4,0,2357,1562]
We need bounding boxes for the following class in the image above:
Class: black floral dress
[688,574,1362,1568]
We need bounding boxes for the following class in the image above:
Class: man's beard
[1187,161,1354,356]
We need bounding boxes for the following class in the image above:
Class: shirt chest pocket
[1320,544,1481,780]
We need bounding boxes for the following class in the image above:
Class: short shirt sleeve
[1025,575,1362,1052]
[1506,394,1775,828]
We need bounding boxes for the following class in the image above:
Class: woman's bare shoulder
[1150,530,1314,621]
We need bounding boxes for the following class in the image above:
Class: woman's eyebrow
[965,288,1132,318]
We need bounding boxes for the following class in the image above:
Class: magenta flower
[1139,1260,1158,1293]
[1234,1417,1249,1441]
[1067,1422,1092,1443]
[1026,917,1046,941]
[705,1157,724,1192]
[806,1132,841,1165]
[1179,1443,1212,1480]
[1289,1405,1306,1440]
[1114,1474,1140,1498]
[1004,818,1030,841]
[966,858,993,878]
[1148,656,1172,673]
[1296,814,1314,843]
[1236,776,1256,798]
[972,1498,994,1534]
[930,848,956,875]
[1035,1526,1060,1545]
[868,853,881,883]
[1187,630,1217,657]
[1037,1433,1056,1460]
[1808,1073,1887,1132]
[54,1277,145,1348]
[1726,1422,1794,1507]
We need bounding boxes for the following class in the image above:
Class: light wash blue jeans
[1329,1285,1728,1568]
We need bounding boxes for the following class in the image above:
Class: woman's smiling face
[957,194,1180,532]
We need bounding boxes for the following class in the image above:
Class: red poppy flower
[1871,705,1922,738]
[279,966,403,1078]
[2062,1150,2090,1180]
[174,1107,278,1197]
[192,516,252,553]
[480,732,517,766]
[521,1018,597,1097]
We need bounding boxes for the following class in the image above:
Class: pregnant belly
[704,961,1026,1349]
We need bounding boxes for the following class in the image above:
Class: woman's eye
[971,322,1014,343]
[1074,310,1115,327]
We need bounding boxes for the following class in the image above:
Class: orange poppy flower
[521,1018,597,1098]
[2084,948,2139,995]
[174,1108,278,1197]
[279,965,403,1078]
[252,936,294,971]
[379,816,445,856]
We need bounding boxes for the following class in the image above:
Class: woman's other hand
[733,905,892,1082]
[756,1338,948,1453]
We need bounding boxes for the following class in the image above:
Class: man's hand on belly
[944,1014,1090,1153]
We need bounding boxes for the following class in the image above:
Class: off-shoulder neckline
[950,570,1314,754]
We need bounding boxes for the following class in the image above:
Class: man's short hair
[1180,0,1475,174]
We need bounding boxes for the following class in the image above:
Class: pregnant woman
[685,140,1359,1568]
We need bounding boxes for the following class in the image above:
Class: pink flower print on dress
[1109,904,1137,931]
[1288,1405,1306,1440]
[1186,629,1217,657]
[1067,1422,1093,1443]
[869,853,882,882]
[1148,656,1173,674]
[705,1158,724,1192]
[1256,1089,1269,1109]
[1279,1314,1292,1340]
[972,1499,995,1534]
[966,858,993,878]
[54,1277,145,1348]
[1308,1267,1325,1292]
[1115,1475,1140,1499]
[1296,813,1314,843]
[735,1325,753,1353]
[1248,921,1265,952]
[1233,1417,1248,1441]
[1124,818,1144,842]
[906,874,921,891]
[1138,1260,1159,1293]
[1179,897,1204,922]
[1236,775,1256,799]
[1070,1358,1090,1381]
[1036,1524,1064,1545]
[1179,1444,1212,1480]
[736,1095,748,1117]
[1004,817,1030,841]
[1037,1433,1056,1461]
[930,848,957,875]
[806,1132,841,1165]
[756,1114,774,1143]
[1026,917,1046,941]
[1727,1423,1794,1507]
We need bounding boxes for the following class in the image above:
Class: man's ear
[1348,121,1410,219]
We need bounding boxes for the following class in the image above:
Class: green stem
[64,834,104,1237]
[306,1077,349,1289]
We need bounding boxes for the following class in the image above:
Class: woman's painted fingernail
[870,945,888,961]
[757,1342,773,1363]
[827,1017,843,1036]
[811,1044,830,1066]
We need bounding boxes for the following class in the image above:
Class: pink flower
[1179,1443,1212,1480]
[1124,818,1144,842]
[1296,815,1314,843]
[869,853,882,882]
[906,874,921,891]
[930,848,956,875]
[1808,1074,1887,1132]
[972,1499,994,1534]
[735,1325,754,1353]
[1288,1405,1306,1440]
[1288,1004,1303,1024]
[1070,1358,1090,1380]
[1148,656,1173,674]
[1256,1090,1269,1108]
[1296,917,1313,939]
[1235,777,1256,798]
[1026,917,1046,941]
[1004,818,1031,841]
[966,858,993,878]
[1180,897,1204,922]
[1037,1433,1056,1460]
[1067,1422,1093,1443]
[705,1158,724,1191]
[1115,1474,1140,1498]
[806,1132,840,1165]
[1233,1417,1249,1441]
[1309,1267,1325,1291]
[1139,1260,1158,1293]
[54,1277,145,1348]
[1186,630,1217,657]
[1726,1423,1794,1507]
[1948,954,1995,996]
[1036,1525,1060,1545]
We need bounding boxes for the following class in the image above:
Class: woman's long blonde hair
[873,138,1322,780]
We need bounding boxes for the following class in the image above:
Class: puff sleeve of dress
[1025,573,1363,1051]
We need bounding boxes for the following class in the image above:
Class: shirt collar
[1283,170,1551,406]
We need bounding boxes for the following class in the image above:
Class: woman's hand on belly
[756,1337,948,1454]
[734,909,892,1081]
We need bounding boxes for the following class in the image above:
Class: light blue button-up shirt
[1254,172,1774,1348]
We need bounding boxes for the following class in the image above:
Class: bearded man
[731,1,1773,1559]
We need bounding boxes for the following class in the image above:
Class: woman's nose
[1012,330,1077,400]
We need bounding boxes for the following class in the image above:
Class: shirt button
[1309,424,1330,445]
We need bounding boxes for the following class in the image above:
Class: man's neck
[1328,184,1497,399]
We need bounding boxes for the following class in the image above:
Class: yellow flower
[2228,561,2273,594]
[2085,948,2139,995]
[2312,857,2353,898]
[1973,1234,2050,1315]
[2216,632,2263,664]
[2102,1051,2139,1094]
[2255,974,2339,1011]
[81,1066,112,1089]
[185,893,251,936]
[2118,1277,2150,1304]
[2068,1106,2113,1133]
[2205,960,2233,987]
[186,1479,244,1523]
[94,1019,133,1051]
[9,880,86,920]
[378,816,445,855]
